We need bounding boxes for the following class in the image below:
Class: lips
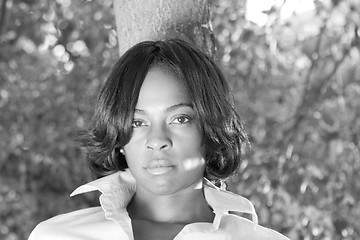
[145,159,175,175]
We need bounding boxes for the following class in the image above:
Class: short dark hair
[80,39,248,181]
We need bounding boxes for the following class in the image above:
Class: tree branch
[281,43,353,146]
[298,15,329,111]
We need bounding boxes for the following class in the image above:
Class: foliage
[210,0,360,239]
[0,0,359,239]
[0,0,117,239]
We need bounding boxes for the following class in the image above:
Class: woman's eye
[171,115,191,125]
[131,120,146,128]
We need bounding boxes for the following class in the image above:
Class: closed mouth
[146,159,174,169]
[145,159,175,175]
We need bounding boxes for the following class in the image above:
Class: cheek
[180,128,204,156]
[123,141,142,166]
[191,124,204,148]
[177,131,206,174]
[123,130,144,152]
[181,155,206,172]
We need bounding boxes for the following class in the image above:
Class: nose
[146,125,172,151]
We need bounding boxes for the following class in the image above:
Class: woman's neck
[127,186,214,224]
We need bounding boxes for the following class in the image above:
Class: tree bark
[113,0,215,57]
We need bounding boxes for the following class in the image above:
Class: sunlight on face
[182,157,206,190]
[182,157,206,171]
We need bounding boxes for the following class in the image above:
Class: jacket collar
[70,170,258,226]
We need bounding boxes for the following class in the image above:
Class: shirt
[28,170,290,240]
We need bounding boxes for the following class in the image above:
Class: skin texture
[123,67,214,239]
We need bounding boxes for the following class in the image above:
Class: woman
[29,39,290,239]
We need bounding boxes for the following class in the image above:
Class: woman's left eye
[171,115,191,124]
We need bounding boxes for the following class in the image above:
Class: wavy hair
[80,39,249,180]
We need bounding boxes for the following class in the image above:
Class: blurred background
[0,0,359,239]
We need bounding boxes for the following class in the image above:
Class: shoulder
[220,214,291,240]
[28,207,116,240]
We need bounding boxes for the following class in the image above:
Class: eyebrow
[134,103,193,115]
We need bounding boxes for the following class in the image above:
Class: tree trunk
[113,0,215,57]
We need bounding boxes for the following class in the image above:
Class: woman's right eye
[131,120,146,128]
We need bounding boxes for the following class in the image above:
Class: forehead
[135,67,191,108]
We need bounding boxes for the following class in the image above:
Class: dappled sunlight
[181,157,206,190]
[182,157,206,171]
[245,0,317,26]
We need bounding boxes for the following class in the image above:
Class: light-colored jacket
[28,170,290,240]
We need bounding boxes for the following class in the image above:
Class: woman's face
[123,67,205,195]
